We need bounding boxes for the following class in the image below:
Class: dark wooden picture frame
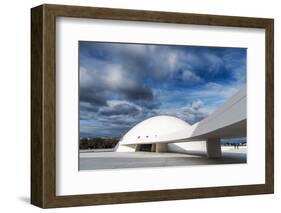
[31,4,274,208]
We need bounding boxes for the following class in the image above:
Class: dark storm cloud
[120,85,153,101]
[79,42,246,137]
[79,57,155,111]
[98,102,141,116]
[79,88,107,107]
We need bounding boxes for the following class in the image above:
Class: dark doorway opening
[139,144,152,152]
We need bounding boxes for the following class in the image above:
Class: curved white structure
[115,85,246,158]
[120,116,192,145]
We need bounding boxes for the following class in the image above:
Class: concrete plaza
[79,147,247,170]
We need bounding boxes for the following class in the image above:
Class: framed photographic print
[31,4,274,208]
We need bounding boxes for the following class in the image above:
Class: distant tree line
[222,141,247,146]
[79,137,120,150]
[221,137,247,146]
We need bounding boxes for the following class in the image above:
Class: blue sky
[79,41,246,138]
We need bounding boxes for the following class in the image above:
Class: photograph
[78,41,247,170]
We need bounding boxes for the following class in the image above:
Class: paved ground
[79,147,247,170]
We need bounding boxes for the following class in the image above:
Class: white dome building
[120,115,192,144]
[115,115,195,153]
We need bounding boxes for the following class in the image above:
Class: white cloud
[181,69,203,82]
[202,52,224,73]
[191,99,204,110]
[104,64,128,88]
[194,82,241,100]
[106,100,143,112]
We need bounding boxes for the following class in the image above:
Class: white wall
[0,0,280,212]
[168,141,207,153]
